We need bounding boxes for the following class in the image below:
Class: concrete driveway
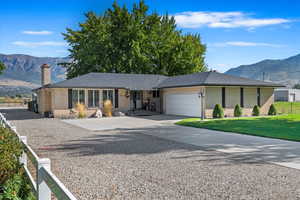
[64,115,300,170]
[62,115,185,131]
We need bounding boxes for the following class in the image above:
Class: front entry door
[130,91,142,110]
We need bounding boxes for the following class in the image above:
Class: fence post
[38,158,51,200]
[20,136,28,168]
[11,125,16,132]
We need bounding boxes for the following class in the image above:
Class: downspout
[200,87,206,120]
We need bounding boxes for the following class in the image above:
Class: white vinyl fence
[0,113,78,200]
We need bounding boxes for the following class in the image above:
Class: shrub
[0,127,23,185]
[103,100,113,117]
[0,127,35,200]
[234,104,242,117]
[252,105,260,116]
[0,169,35,200]
[213,104,224,118]
[268,104,277,115]
[76,103,86,118]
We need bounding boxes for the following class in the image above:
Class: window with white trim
[72,89,85,107]
[88,90,100,107]
[103,90,114,106]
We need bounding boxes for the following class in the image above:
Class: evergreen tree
[252,105,260,116]
[268,104,277,115]
[234,104,242,117]
[213,104,224,118]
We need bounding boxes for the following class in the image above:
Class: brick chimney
[41,64,51,86]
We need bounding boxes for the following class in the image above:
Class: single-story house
[34,64,283,118]
[274,88,300,102]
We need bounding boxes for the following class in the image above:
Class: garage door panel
[164,93,201,117]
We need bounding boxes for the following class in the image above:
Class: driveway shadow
[0,108,43,120]
[48,124,300,167]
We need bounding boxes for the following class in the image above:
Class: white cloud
[12,41,67,47]
[174,11,290,29]
[215,63,227,68]
[211,41,285,48]
[22,30,53,35]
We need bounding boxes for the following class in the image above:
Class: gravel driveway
[3,108,300,200]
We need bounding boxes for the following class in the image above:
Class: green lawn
[275,101,300,114]
[176,114,300,142]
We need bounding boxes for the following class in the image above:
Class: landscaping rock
[113,111,125,117]
[93,109,103,118]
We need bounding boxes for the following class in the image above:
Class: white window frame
[88,90,100,108]
[72,89,85,107]
[102,89,114,107]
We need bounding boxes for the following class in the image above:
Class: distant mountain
[0,54,69,96]
[225,54,300,87]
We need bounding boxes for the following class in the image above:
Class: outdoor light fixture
[198,91,205,120]
[198,92,205,98]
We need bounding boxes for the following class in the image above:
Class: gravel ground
[3,108,300,200]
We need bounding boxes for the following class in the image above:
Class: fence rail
[0,112,78,200]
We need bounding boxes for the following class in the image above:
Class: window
[114,89,119,108]
[152,90,160,98]
[103,90,114,105]
[257,88,261,107]
[88,90,99,107]
[71,89,85,108]
[222,87,226,108]
[240,88,244,107]
[68,89,72,109]
[79,90,85,104]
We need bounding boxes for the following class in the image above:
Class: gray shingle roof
[157,72,284,88]
[37,71,283,91]
[47,72,168,90]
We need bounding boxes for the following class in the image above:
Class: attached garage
[164,93,202,117]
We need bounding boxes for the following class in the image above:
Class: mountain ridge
[0,53,69,96]
[225,53,300,87]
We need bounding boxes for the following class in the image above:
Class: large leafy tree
[0,61,6,74]
[63,1,207,79]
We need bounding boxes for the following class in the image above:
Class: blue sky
[1,0,300,72]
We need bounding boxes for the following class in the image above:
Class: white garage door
[164,93,202,117]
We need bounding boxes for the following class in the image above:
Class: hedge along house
[34,64,283,118]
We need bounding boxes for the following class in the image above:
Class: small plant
[268,104,277,115]
[0,169,36,200]
[76,103,86,118]
[213,104,224,118]
[252,105,260,116]
[234,104,242,117]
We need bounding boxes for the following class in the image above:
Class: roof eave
[157,83,285,89]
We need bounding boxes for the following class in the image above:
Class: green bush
[0,169,35,200]
[0,127,23,185]
[252,105,260,116]
[0,127,36,200]
[234,104,242,117]
[268,104,277,115]
[213,104,224,118]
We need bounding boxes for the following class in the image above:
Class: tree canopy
[293,84,300,89]
[0,61,6,74]
[63,1,207,79]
